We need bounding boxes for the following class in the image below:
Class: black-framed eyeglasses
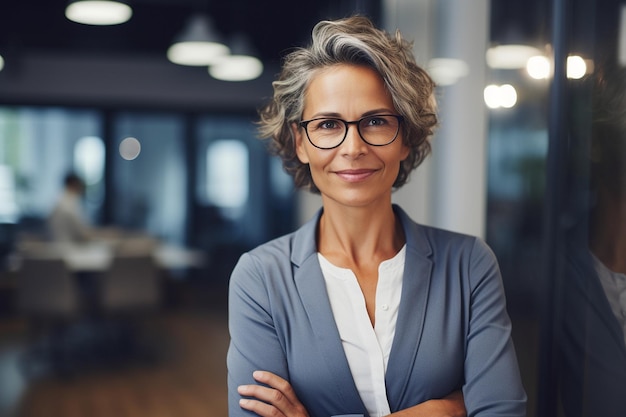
[298,114,404,150]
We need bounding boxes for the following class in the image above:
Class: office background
[1,0,624,416]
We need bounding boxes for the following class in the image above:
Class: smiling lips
[334,169,378,182]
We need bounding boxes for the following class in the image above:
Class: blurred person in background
[47,172,93,243]
[227,15,526,417]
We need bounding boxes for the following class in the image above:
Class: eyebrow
[307,108,397,120]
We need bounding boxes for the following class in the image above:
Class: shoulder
[420,226,497,277]
[395,206,499,280]
[227,232,298,311]
[419,224,493,258]
[230,212,317,281]
[232,232,295,273]
[241,209,320,270]
[396,205,491,258]
[416,223,478,245]
[244,232,297,266]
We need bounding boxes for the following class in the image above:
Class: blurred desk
[9,238,206,370]
[62,242,112,271]
[154,244,206,270]
[12,241,207,273]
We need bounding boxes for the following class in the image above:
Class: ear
[399,140,410,161]
[292,122,310,164]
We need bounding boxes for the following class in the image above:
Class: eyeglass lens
[304,115,400,149]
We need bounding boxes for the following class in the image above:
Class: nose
[341,122,367,157]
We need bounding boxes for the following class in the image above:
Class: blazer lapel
[385,207,434,410]
[292,211,368,414]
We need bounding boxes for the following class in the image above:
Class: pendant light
[65,0,132,26]
[209,34,263,81]
[167,14,230,66]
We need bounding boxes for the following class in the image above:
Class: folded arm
[238,371,465,417]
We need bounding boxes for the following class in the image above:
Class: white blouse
[318,245,406,417]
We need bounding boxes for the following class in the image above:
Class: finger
[247,372,309,416]
[239,397,286,417]
[238,383,291,406]
[253,371,299,402]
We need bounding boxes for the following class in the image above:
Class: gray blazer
[227,205,526,417]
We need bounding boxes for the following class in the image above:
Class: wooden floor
[0,308,230,417]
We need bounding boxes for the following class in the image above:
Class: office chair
[16,256,81,376]
[97,253,163,365]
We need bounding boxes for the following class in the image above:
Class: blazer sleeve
[463,238,527,417]
[227,252,290,417]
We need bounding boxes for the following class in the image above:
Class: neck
[317,200,404,268]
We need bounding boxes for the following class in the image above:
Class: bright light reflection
[0,165,18,222]
[206,140,249,208]
[74,136,105,185]
[119,137,141,160]
[484,84,518,109]
[486,44,542,69]
[526,54,590,80]
[427,58,469,86]
[0,55,4,72]
[567,55,587,79]
[484,85,501,109]
[499,84,518,108]
[527,55,551,79]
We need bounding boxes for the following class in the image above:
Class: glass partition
[484,0,626,415]
[0,107,103,229]
[110,112,187,245]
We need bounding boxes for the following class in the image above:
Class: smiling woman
[293,65,409,211]
[227,15,526,417]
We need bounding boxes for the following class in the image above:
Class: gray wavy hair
[258,15,438,193]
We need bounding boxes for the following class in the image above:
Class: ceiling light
[486,44,542,69]
[0,54,4,72]
[65,0,132,26]
[167,14,230,66]
[209,34,263,81]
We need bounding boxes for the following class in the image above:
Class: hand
[389,390,466,417]
[238,370,310,417]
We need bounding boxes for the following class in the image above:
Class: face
[294,64,409,209]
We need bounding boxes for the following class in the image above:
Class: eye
[313,119,342,130]
[363,116,389,127]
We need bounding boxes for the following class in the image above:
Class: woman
[227,16,526,417]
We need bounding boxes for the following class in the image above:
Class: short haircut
[258,15,438,193]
